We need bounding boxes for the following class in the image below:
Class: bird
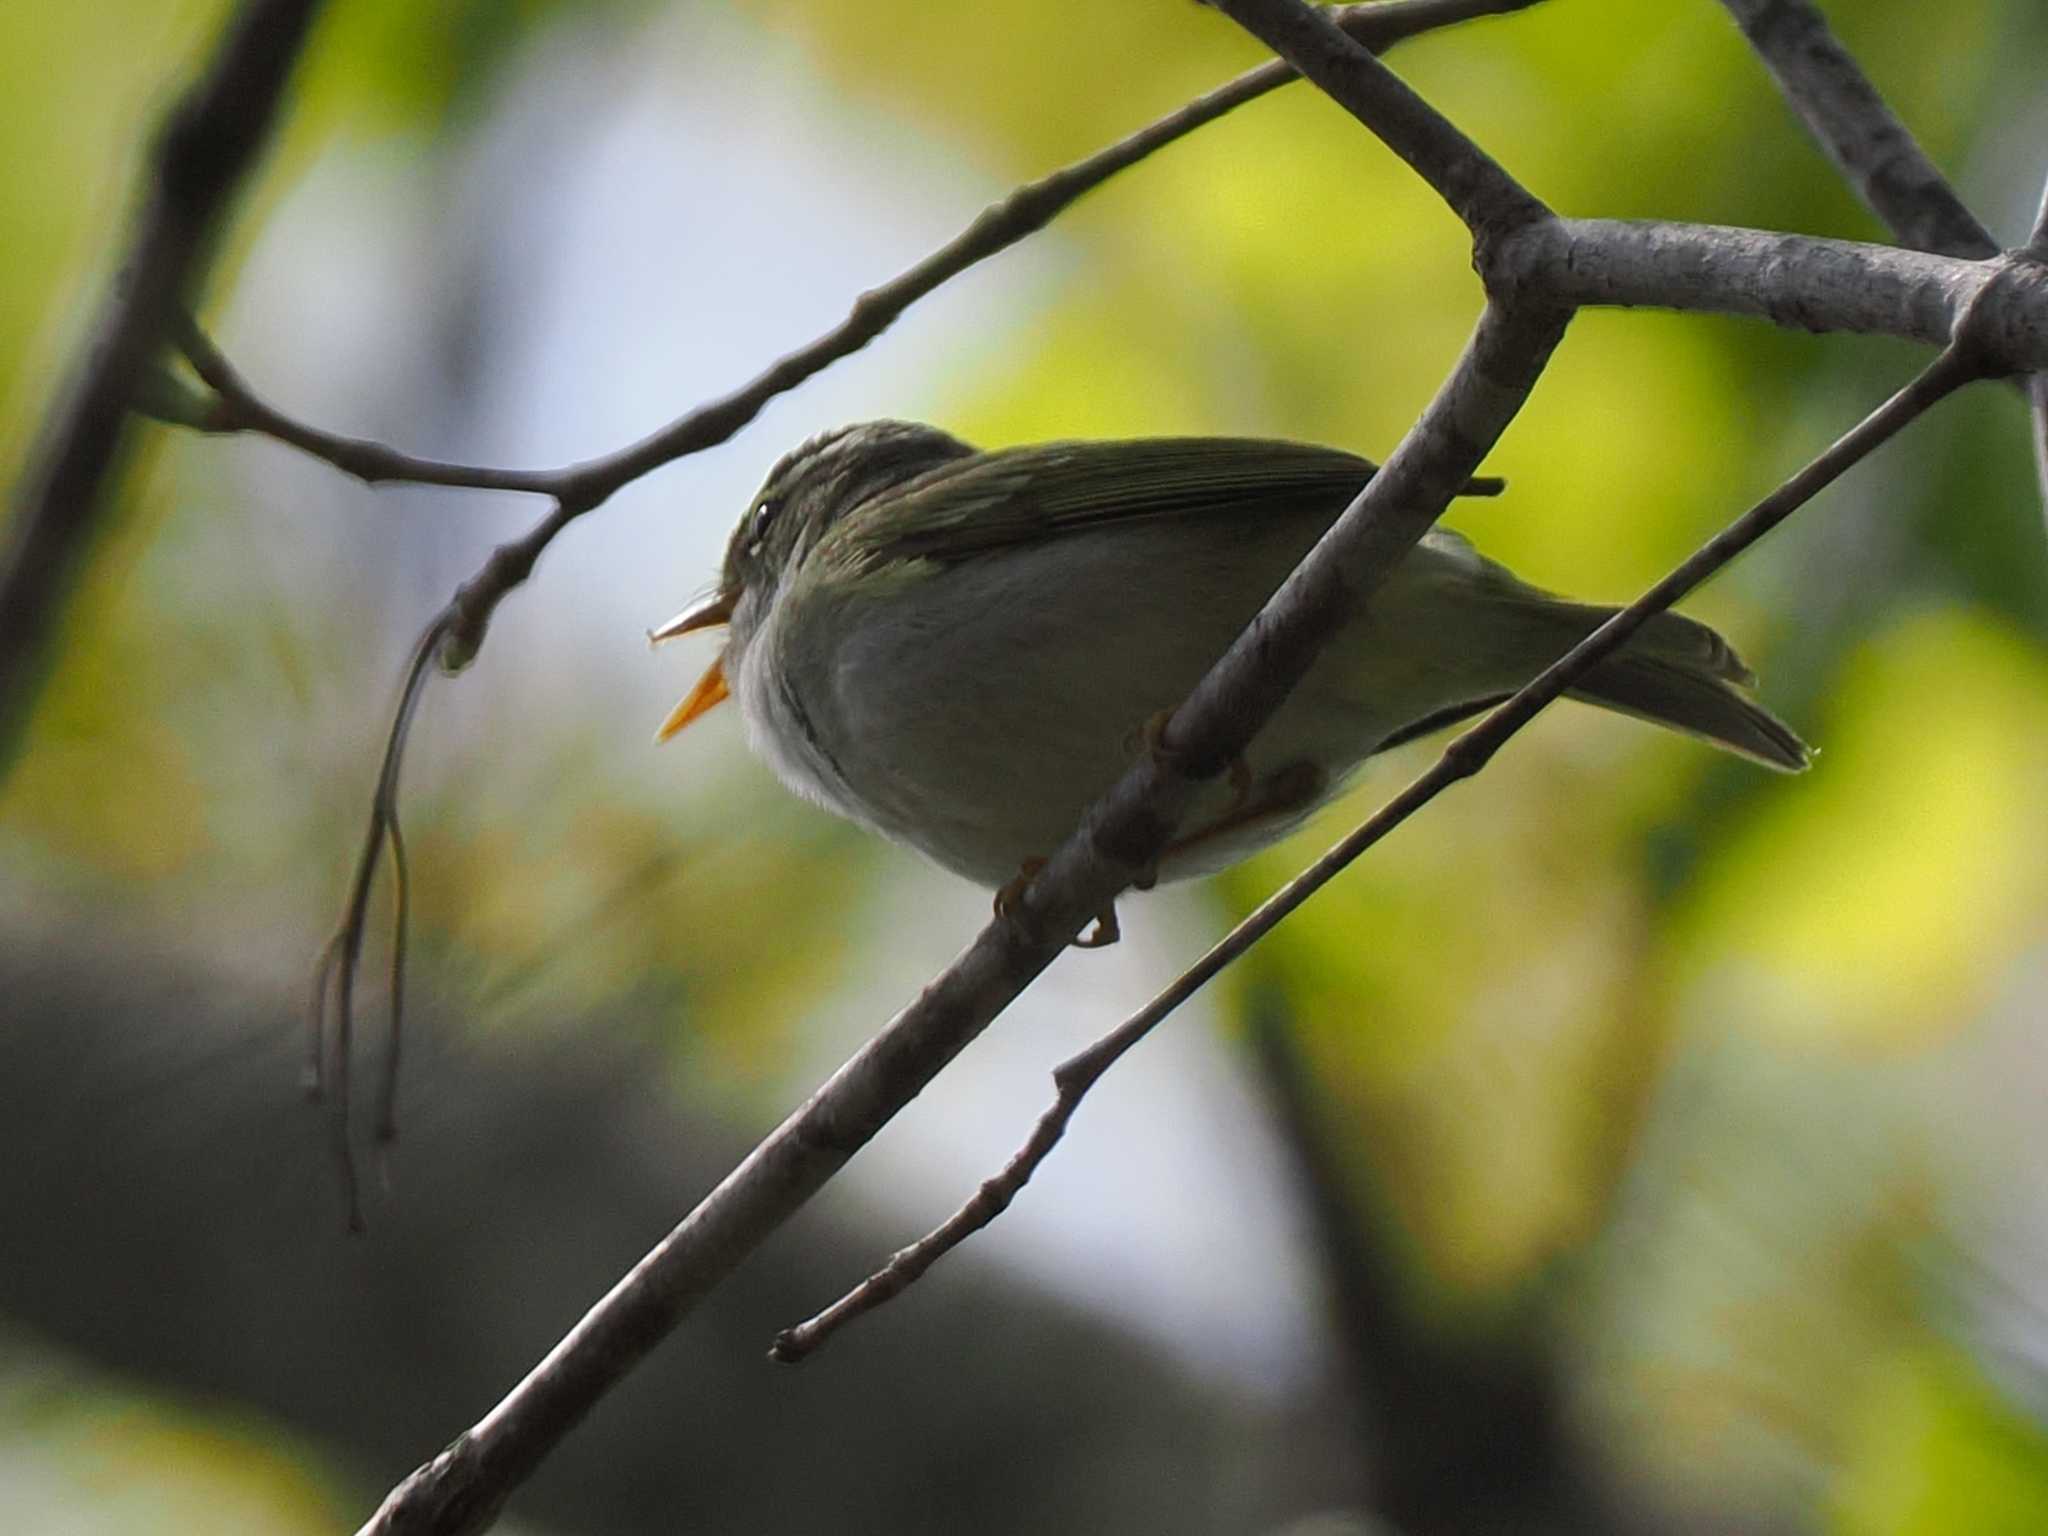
[654,421,1805,941]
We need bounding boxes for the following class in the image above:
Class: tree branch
[1715,0,1998,260]
[357,296,1566,1534]
[173,317,564,494]
[2030,182,2048,522]
[1714,0,2048,519]
[1492,218,2048,361]
[82,0,2020,1525]
[350,0,2044,1470]
[1204,0,2048,375]
[288,0,1547,1222]
[771,339,1980,1363]
[0,0,324,770]
[158,1,1543,569]
[306,612,451,1231]
[1212,0,1548,237]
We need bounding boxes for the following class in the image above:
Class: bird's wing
[821,437,1498,573]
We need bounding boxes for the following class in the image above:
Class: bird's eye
[744,497,777,557]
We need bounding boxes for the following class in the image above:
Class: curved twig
[1214,0,1549,237]
[157,0,1553,679]
[307,610,451,1226]
[175,316,564,494]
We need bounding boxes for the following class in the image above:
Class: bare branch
[307,612,452,1229]
[1716,0,1997,260]
[1495,219,2048,370]
[1212,0,1548,237]
[353,15,1571,1479]
[0,0,324,771]
[1715,0,2048,520]
[165,2,1543,508]
[357,296,1565,1534]
[287,0,1543,1212]
[175,317,564,494]
[1217,0,2048,379]
[1717,1,2048,528]
[774,341,1980,1362]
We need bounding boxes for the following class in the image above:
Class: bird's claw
[1224,753,1254,815]
[1133,709,1252,812]
[993,857,1049,936]
[1074,906,1121,948]
[994,857,1122,948]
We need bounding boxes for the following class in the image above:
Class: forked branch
[771,339,1981,1363]
[359,280,1565,1534]
[1714,0,2048,520]
[51,0,2029,1528]
[262,0,1545,1184]
[1716,0,1998,260]
[769,0,2047,1366]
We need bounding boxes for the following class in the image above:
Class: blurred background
[7,0,2048,1530]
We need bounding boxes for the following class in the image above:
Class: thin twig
[175,316,564,494]
[163,0,1546,676]
[308,613,449,1227]
[305,939,359,1227]
[1213,0,1548,236]
[771,341,1980,1363]
[168,0,1540,512]
[378,810,411,1147]
[0,0,324,772]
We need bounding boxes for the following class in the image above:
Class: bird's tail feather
[1547,602,1808,771]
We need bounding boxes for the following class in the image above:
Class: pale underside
[736,514,1608,889]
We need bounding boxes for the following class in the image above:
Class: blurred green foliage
[0,1353,346,1534]
[1837,1346,2048,1536]
[8,0,2048,1531]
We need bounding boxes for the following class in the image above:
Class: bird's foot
[1223,753,1255,816]
[1158,760,1329,866]
[1074,905,1121,948]
[994,857,1122,949]
[993,857,1047,934]
[1134,709,1254,810]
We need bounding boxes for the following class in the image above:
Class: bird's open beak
[651,590,736,742]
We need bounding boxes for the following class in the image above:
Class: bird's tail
[1539,600,1808,771]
